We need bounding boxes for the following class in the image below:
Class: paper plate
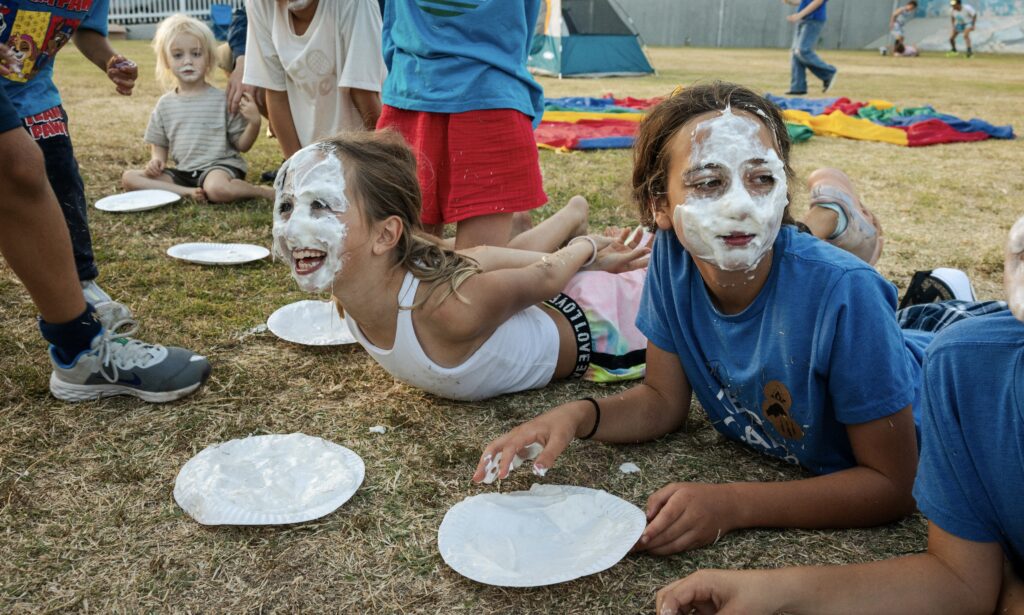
[167,242,269,265]
[267,300,356,345]
[173,433,365,526]
[438,484,646,587]
[95,189,181,213]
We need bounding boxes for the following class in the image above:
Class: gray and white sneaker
[49,326,211,403]
[81,280,134,332]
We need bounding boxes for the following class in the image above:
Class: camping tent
[528,0,654,77]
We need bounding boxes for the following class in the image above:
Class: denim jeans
[790,18,836,93]
[24,105,98,281]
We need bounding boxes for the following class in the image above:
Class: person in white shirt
[949,0,978,57]
[243,0,385,159]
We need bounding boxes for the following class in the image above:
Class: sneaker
[822,70,839,93]
[81,280,134,332]
[784,90,808,96]
[49,326,211,403]
[879,46,889,56]
[898,268,976,310]
[945,51,960,57]
[807,168,884,265]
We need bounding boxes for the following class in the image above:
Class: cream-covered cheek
[272,145,350,293]
[672,110,788,272]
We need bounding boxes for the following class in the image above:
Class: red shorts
[377,106,547,226]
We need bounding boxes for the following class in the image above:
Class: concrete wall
[616,0,896,49]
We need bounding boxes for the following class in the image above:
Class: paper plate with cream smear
[173,433,365,526]
[94,189,181,213]
[166,242,269,265]
[267,300,356,345]
[438,484,646,587]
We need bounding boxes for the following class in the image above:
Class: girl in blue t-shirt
[473,82,1005,556]
[654,216,1024,614]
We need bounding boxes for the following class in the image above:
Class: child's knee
[202,182,232,203]
[121,170,136,190]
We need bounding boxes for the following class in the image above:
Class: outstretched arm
[265,89,302,158]
[72,29,136,95]
[473,341,692,482]
[637,404,919,555]
[657,523,1005,615]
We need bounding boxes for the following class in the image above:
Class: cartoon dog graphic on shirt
[762,380,805,440]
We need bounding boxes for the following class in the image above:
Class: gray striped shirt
[145,86,248,174]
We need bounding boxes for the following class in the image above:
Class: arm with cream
[473,341,693,482]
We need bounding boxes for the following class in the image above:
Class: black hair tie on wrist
[579,397,601,440]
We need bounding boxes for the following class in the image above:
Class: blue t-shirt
[381,0,544,127]
[798,0,828,21]
[912,309,1024,575]
[637,226,927,475]
[0,0,109,118]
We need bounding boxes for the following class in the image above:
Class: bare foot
[259,185,276,200]
[565,195,589,239]
[1005,215,1024,322]
[190,187,207,203]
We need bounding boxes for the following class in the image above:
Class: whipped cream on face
[672,108,788,272]
[272,144,349,293]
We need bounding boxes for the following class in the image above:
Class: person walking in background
[783,0,838,95]
[949,0,978,57]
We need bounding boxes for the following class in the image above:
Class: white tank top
[344,271,561,401]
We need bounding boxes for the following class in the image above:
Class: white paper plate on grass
[267,300,356,345]
[95,189,181,213]
[438,484,645,587]
[167,242,269,265]
[173,433,365,526]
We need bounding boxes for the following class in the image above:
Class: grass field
[1,42,1022,612]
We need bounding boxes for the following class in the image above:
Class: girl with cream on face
[272,131,651,402]
[120,14,275,204]
[476,82,1009,558]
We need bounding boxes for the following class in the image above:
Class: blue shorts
[0,87,22,134]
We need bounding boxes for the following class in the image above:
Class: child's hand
[144,158,165,178]
[238,92,260,124]
[106,55,138,96]
[635,482,741,555]
[472,401,591,483]
[657,569,780,615]
[584,232,651,273]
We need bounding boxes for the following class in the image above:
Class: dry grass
[1,43,1021,613]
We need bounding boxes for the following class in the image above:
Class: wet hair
[152,14,217,91]
[311,131,481,307]
[632,81,797,230]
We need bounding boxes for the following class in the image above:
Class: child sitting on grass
[271,131,652,402]
[473,82,1006,556]
[121,14,273,203]
[655,215,1024,615]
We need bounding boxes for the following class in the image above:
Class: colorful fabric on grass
[768,94,1014,146]
[537,94,810,151]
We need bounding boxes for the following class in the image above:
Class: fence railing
[108,0,240,25]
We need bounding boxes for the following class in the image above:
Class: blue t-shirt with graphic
[381,0,544,127]
[637,226,927,475]
[912,309,1024,574]
[0,0,108,118]
[798,0,828,21]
